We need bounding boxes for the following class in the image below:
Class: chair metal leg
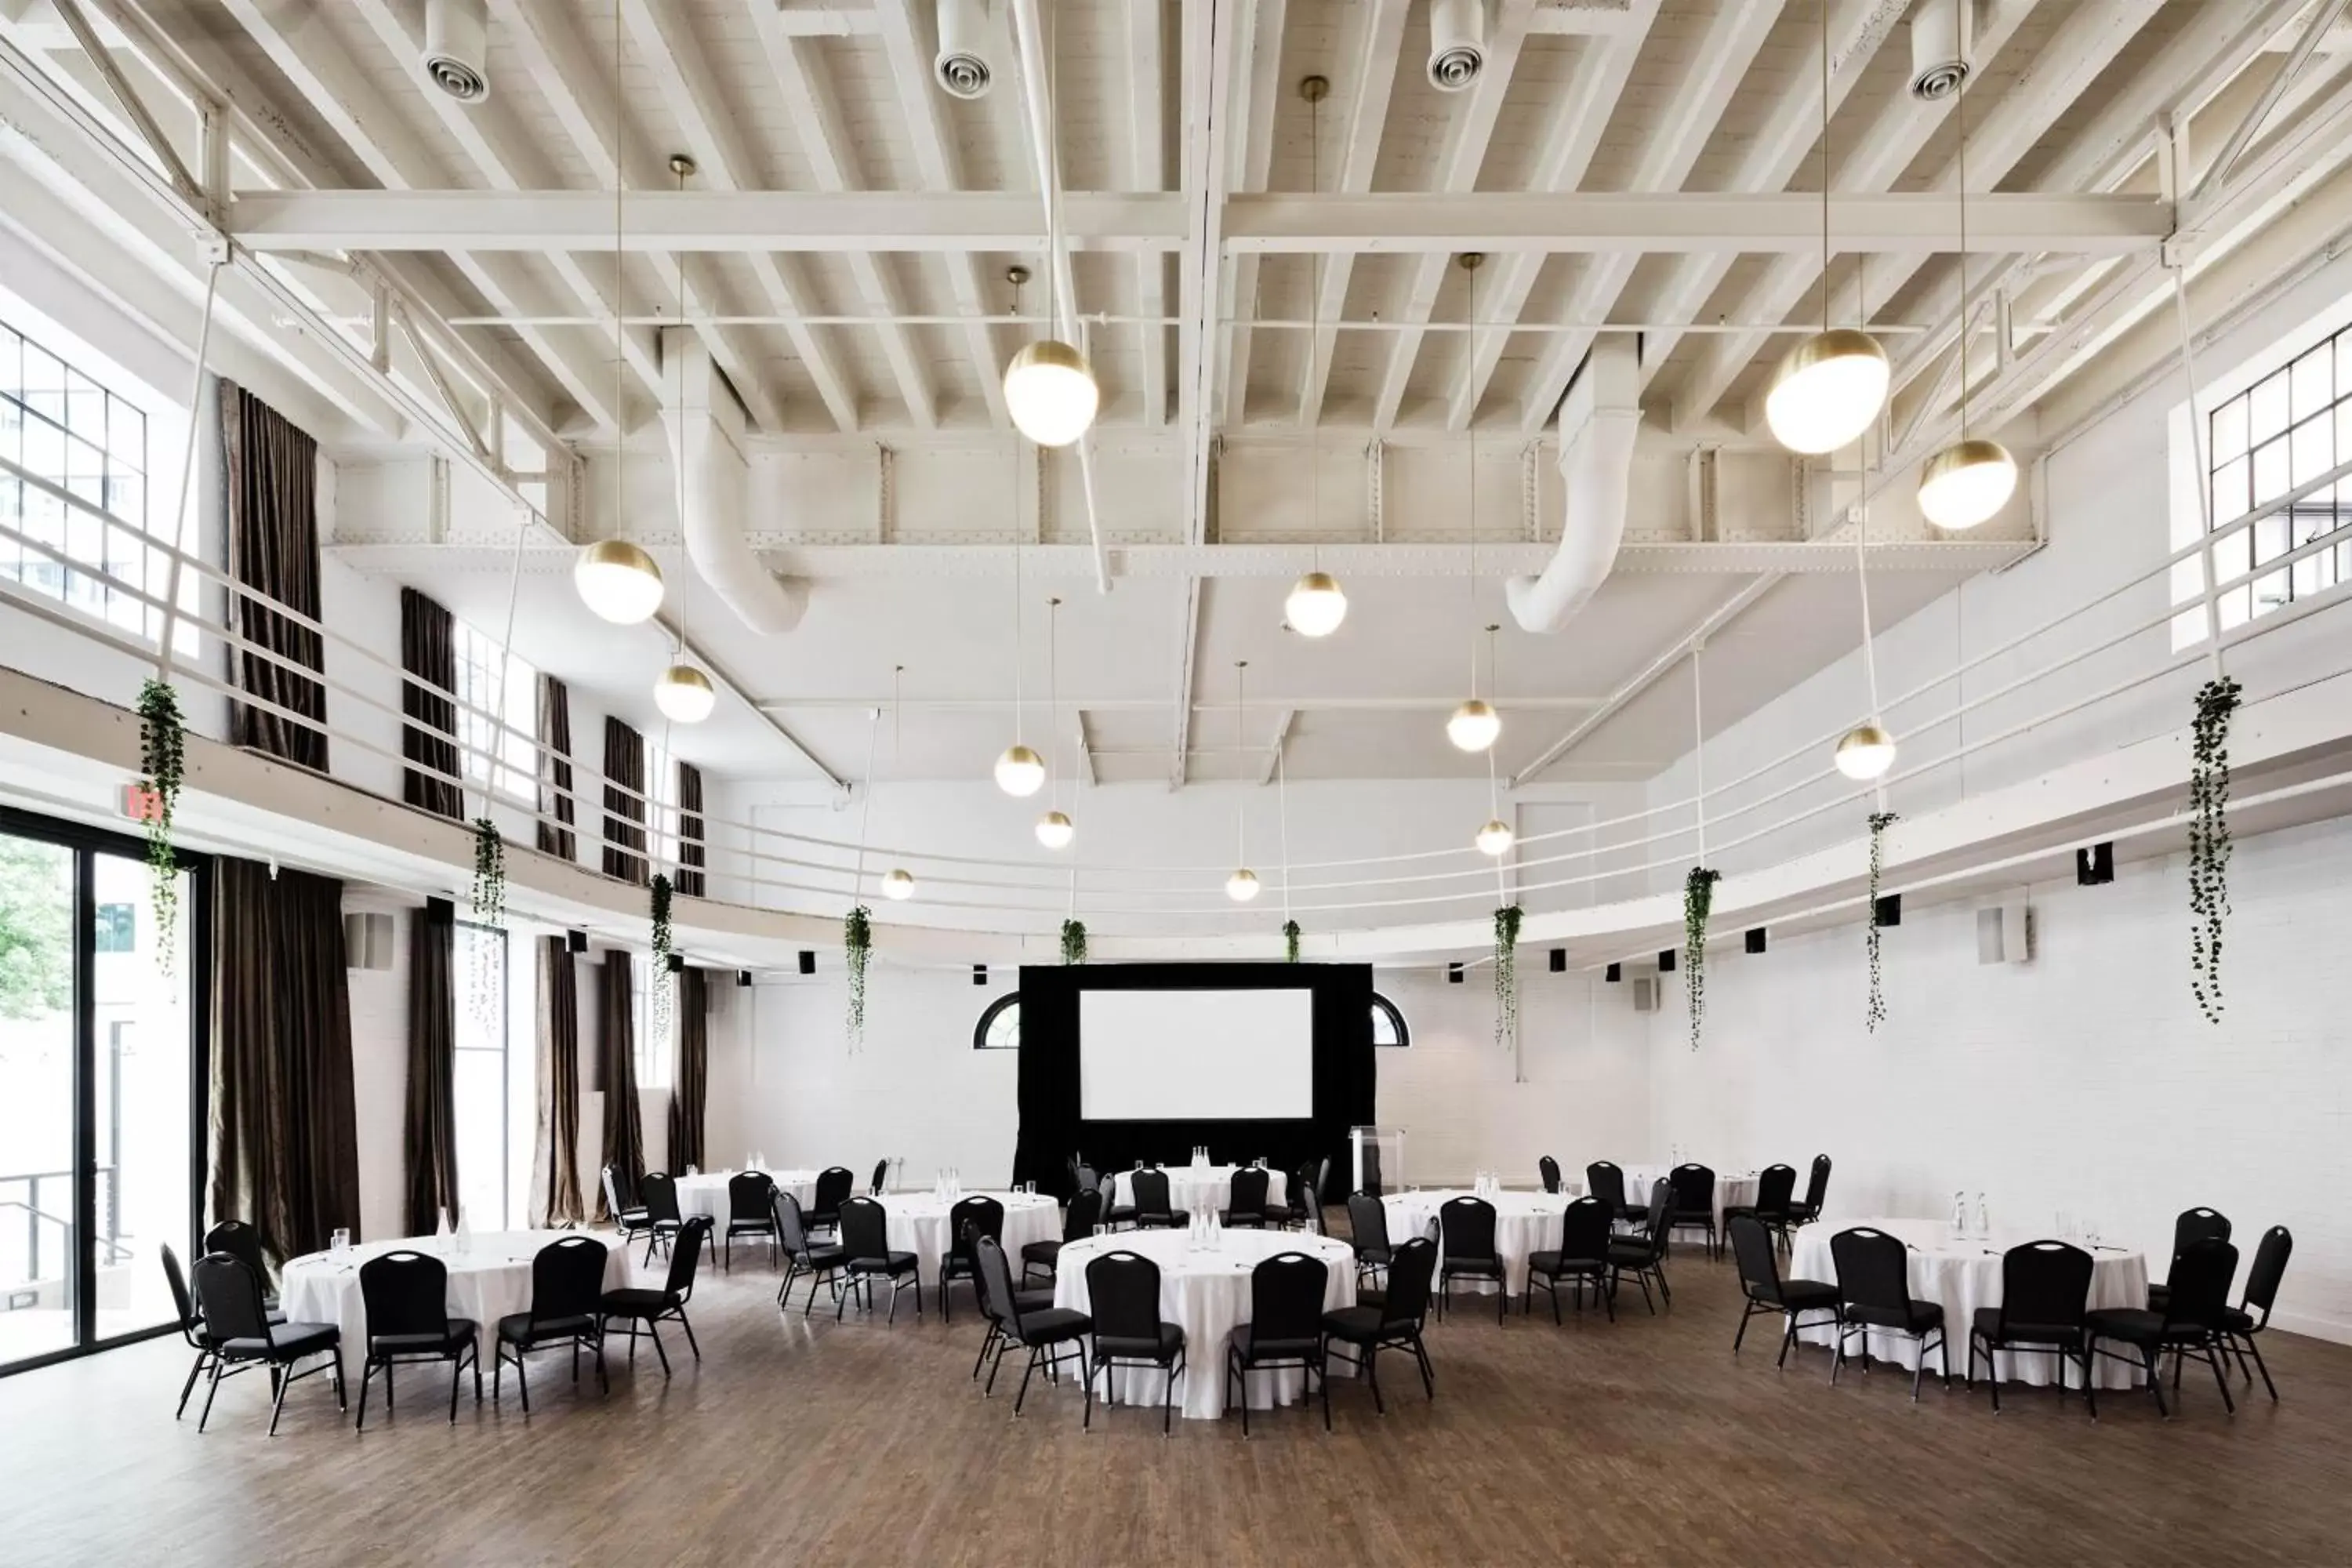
[2205,1337,2236,1414]
[677,1308,701,1361]
[449,1353,463,1422]
[176,1349,209,1419]
[356,1359,374,1431]
[267,1360,292,1436]
[2145,1345,2169,1417]
[1014,1344,1040,1415]
[2246,1334,2278,1401]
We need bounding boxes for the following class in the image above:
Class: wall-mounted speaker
[737,970,753,988]
[1657,949,1676,973]
[1632,975,1658,1012]
[1976,902,2032,965]
[1875,894,1903,927]
[1745,927,1766,954]
[973,964,988,987]
[1604,962,1621,983]
[1548,948,1566,973]
[666,953,686,974]
[343,911,394,971]
[797,950,816,975]
[2077,842,2114,885]
[565,928,588,953]
[1446,962,1465,984]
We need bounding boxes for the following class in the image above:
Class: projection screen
[1078,989,1315,1121]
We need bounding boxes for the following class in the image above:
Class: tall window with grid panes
[2205,321,2352,631]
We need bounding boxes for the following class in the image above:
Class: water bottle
[1974,1192,1991,1239]
[1951,1190,1969,1240]
[455,1210,472,1256]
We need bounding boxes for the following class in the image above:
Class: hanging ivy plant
[1061,917,1087,966]
[1493,904,1523,1048]
[1682,866,1720,1051]
[1283,919,1301,964]
[1866,811,1897,1033]
[844,903,873,1045]
[648,873,675,1044]
[470,818,505,927]
[2188,677,2241,1024]
[136,678,184,973]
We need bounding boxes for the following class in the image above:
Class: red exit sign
[122,782,164,823]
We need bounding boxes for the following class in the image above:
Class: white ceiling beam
[1367,0,1540,433]
[1127,0,1169,426]
[1296,0,1410,426]
[1214,0,1286,429]
[618,0,862,432]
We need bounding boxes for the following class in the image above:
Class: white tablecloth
[1053,1229,1355,1420]
[1381,1190,1571,1296]
[281,1230,632,1381]
[878,1192,1062,1287]
[1617,1165,1759,1235]
[1788,1218,2149,1388]
[1110,1166,1289,1218]
[673,1169,820,1230]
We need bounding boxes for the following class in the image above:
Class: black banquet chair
[2085,1236,2239,1419]
[601,1216,710,1376]
[1728,1212,1838,1364]
[1723,1163,1798,1254]
[1130,1168,1190,1229]
[636,1171,685,1265]
[2225,1225,2293,1401]
[1585,1160,1640,1224]
[1526,1196,1615,1324]
[201,1219,279,1311]
[1084,1250,1187,1434]
[722,1169,778,1272]
[603,1164,652,1250]
[1608,1181,1675,1314]
[973,1234,1091,1416]
[1321,1236,1438,1422]
[938,1195,1005,1323]
[2147,1207,2231,1312]
[1784,1155,1833,1233]
[1436,1196,1508,1324]
[1830,1226,1951,1400]
[188,1252,344,1435]
[1965,1240,2092,1412]
[1225,1250,1329,1436]
[160,1243,221,1419]
[805,1165,855,1237]
[773,1189,849,1317]
[355,1249,481,1428]
[1348,1192,1394,1292]
[1537,1156,1563,1195]
[837,1195,923,1323]
[1022,1187,1102,1286]
[494,1235,612,1410]
[1221,1167,1272,1229]
[870,1158,891,1196]
[1667,1163,1719,1258]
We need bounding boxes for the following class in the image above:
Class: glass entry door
[0,832,75,1367]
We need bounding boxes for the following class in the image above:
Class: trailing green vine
[649,873,674,1044]
[1061,917,1087,966]
[1682,866,1719,1051]
[1283,919,1301,964]
[470,818,505,927]
[844,903,873,1045]
[136,678,184,972]
[1866,811,1897,1033]
[1493,904,1523,1048]
[2188,677,2241,1023]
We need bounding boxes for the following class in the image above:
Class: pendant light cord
[1047,597,1061,809]
[1012,445,1025,746]
[612,0,625,512]
[854,703,880,904]
[1820,0,1831,335]
[1309,86,1323,574]
[673,159,691,659]
[1955,70,1969,441]
[1234,661,1248,865]
[1277,739,1292,923]
[2172,267,2228,681]
[1693,642,1708,865]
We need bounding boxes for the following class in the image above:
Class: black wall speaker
[1548,948,1566,973]
[797,950,816,975]
[1446,962,1465,984]
[1745,927,1766,954]
[1875,893,1903,927]
[973,964,988,986]
[565,928,588,953]
[737,970,753,987]
[1657,949,1676,973]
[1604,962,1621,983]
[2077,841,2114,885]
[666,953,686,973]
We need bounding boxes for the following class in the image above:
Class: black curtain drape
[676,761,706,898]
[533,935,585,1226]
[400,586,464,819]
[597,949,644,1218]
[220,379,328,770]
[538,673,577,860]
[668,967,708,1171]
[209,858,361,1262]
[601,717,648,884]
[402,897,459,1232]
[1011,964,1376,1201]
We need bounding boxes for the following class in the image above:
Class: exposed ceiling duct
[660,329,807,637]
[1907,0,1974,102]
[934,0,1000,100]
[1504,336,1640,633]
[1427,0,1487,92]
[422,0,489,103]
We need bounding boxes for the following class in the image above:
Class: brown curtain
[601,716,648,884]
[221,379,328,770]
[537,673,577,859]
[401,898,459,1232]
[209,858,360,1263]
[532,935,585,1226]
[596,949,644,1219]
[400,586,465,819]
[667,967,708,1172]
[677,760,706,898]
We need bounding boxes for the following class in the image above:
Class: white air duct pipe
[1505,336,1640,633]
[423,0,490,102]
[660,329,808,636]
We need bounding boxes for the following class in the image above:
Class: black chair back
[971,1233,1022,1334]
[1131,1168,1177,1219]
[2172,1206,2230,1258]
[1085,1250,1163,1344]
[1801,1155,1831,1212]
[774,1190,818,1260]
[203,1219,270,1284]
[359,1250,452,1338]
[191,1252,271,1344]
[1360,1142,1384,1198]
[1829,1227,1910,1316]
[812,1166,855,1214]
[603,1163,633,1218]
[1585,1161,1626,1209]
[870,1159,890,1195]
[1639,1179,1673,1243]
[1063,1187,1103,1242]
[160,1242,200,1334]
[2160,1238,2238,1330]
[1669,1163,1715,1214]
[1228,1167,1270,1216]
[1755,1163,1798,1216]
[1558,1196,1612,1261]
[1247,1252,1329,1348]
[1075,1163,1099,1195]
[947,1195,1006,1261]
[528,1236,611,1323]
[1997,1241,2092,1336]
[1727,1214,1784,1303]
[640,1171,681,1225]
[662,1218,711,1297]
[728,1169,775,1218]
[1348,1192,1391,1257]
[1439,1196,1499,1264]
[837,1196,891,1261]
[1538,1156,1563,1194]
[1380,1237,1439,1328]
[2242,1225,2293,1319]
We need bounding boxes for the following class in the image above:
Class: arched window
[1371,991,1409,1048]
[975,992,1021,1050]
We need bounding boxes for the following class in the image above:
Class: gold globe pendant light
[1835,720,1896,781]
[880,867,916,900]
[1915,73,2015,530]
[1447,260,1501,755]
[1286,571,1348,638]
[1034,810,1074,849]
[1448,697,1501,753]
[1286,77,1348,639]
[1001,17,1099,451]
[653,662,714,723]
[1475,817,1515,857]
[995,458,1049,799]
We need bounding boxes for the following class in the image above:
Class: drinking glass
[330,1227,350,1258]
[2083,1218,2103,1248]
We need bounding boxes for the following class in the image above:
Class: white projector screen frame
[1078,989,1315,1121]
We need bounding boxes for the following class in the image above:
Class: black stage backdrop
[1012,962,1375,1202]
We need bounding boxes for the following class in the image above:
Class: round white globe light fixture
[881,867,916,901]
[1475,818,1515,857]
[573,539,665,625]
[1004,339,1099,447]
[993,743,1046,798]
[1034,809,1074,850]
[1916,437,2017,531]
[1834,720,1897,781]
[1447,698,1501,753]
[1284,571,1348,637]
[1764,328,1890,456]
[652,662,715,724]
[1225,868,1261,903]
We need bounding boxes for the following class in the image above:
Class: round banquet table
[877,1191,1062,1287]
[1617,1164,1759,1235]
[1052,1228,1355,1420]
[280,1230,633,1382]
[1110,1165,1288,1218]
[1381,1189,1570,1296]
[674,1168,820,1231]
[1788,1217,2150,1388]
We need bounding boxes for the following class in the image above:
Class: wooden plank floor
[2,1234,2347,1567]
